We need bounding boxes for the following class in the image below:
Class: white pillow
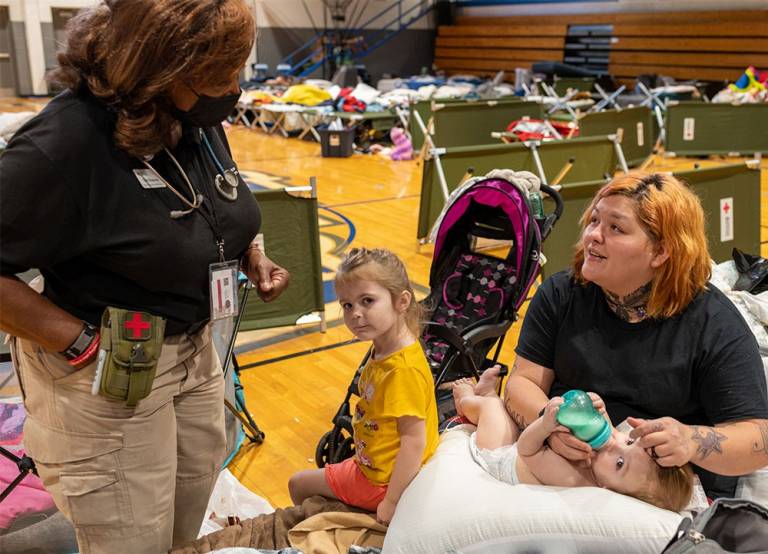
[350,82,381,105]
[737,468,768,508]
[383,426,683,554]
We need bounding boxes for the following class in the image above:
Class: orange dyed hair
[572,172,710,318]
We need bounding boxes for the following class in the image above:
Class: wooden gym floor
[3,96,768,509]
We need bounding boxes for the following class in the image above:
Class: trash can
[319,128,355,158]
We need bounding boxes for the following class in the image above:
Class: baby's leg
[474,364,504,397]
[453,381,518,450]
[288,468,338,506]
[452,378,475,418]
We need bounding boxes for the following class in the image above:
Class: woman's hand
[376,497,397,525]
[547,428,593,463]
[587,391,612,426]
[242,248,290,302]
[628,416,694,467]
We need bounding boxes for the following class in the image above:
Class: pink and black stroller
[315,174,563,467]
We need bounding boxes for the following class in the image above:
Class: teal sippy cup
[555,390,611,449]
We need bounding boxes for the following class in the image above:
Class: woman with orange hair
[0,1,288,551]
[503,172,768,501]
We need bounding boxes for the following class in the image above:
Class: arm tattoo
[752,421,768,457]
[502,393,527,430]
[510,410,528,431]
[691,426,728,460]
[503,360,525,429]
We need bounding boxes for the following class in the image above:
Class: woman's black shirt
[516,271,768,498]
[0,90,261,335]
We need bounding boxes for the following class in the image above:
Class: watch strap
[61,322,98,360]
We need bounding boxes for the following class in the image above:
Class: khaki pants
[11,326,226,554]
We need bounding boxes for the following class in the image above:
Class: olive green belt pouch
[95,307,166,407]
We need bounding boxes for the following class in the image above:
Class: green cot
[239,184,325,332]
[540,162,761,278]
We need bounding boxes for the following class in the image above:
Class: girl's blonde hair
[572,172,711,318]
[335,248,422,336]
[635,462,695,512]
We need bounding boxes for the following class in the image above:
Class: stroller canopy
[432,177,541,311]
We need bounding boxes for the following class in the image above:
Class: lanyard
[201,130,226,174]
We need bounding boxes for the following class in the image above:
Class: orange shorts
[324,456,388,511]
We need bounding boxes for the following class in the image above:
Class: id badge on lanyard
[209,260,240,321]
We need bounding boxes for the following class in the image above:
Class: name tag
[209,261,240,321]
[133,169,166,189]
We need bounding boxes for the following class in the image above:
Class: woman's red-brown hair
[572,172,711,318]
[48,0,255,157]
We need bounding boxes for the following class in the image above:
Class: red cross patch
[122,312,152,340]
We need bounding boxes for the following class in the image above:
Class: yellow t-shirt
[352,341,439,486]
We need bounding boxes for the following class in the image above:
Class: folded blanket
[173,496,364,553]
[288,511,386,554]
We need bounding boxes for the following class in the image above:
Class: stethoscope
[200,129,240,202]
[141,129,240,219]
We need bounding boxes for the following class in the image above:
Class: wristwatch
[61,322,99,361]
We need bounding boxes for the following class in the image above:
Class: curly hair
[571,172,711,319]
[48,0,254,157]
[335,248,422,336]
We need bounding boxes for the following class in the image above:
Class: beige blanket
[288,511,386,554]
[172,496,364,553]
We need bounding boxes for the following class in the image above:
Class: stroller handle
[538,183,564,241]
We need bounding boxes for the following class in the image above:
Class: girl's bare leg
[288,468,338,506]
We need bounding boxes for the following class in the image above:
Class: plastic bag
[198,469,274,537]
[733,248,768,294]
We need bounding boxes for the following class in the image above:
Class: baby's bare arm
[516,398,561,456]
[519,447,594,487]
[517,399,595,487]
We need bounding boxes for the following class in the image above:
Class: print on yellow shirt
[352,342,440,486]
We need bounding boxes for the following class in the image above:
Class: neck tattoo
[604,282,652,323]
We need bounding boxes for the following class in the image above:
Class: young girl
[453,370,694,512]
[288,248,439,524]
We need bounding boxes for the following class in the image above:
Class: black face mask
[173,89,241,128]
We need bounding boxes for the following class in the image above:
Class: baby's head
[591,430,694,512]
[335,247,421,336]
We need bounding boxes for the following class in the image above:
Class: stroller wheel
[337,415,354,435]
[315,430,337,469]
[333,436,355,464]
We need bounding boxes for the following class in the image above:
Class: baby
[453,370,694,511]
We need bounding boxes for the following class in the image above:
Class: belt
[185,319,210,335]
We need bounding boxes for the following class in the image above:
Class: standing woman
[503,173,768,500]
[0,1,288,552]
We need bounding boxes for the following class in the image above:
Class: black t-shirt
[515,270,768,499]
[0,90,261,335]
